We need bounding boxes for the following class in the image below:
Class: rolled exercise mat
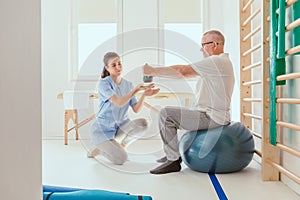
[43,185,152,200]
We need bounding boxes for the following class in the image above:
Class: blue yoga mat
[43,185,152,200]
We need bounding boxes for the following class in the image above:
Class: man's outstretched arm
[143,64,198,79]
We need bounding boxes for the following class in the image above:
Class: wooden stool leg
[64,109,79,145]
[64,110,69,145]
[74,109,79,140]
[185,97,190,107]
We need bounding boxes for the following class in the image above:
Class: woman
[88,52,160,165]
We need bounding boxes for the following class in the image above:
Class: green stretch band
[293,0,300,51]
[276,0,286,85]
[269,0,278,146]
[277,0,285,59]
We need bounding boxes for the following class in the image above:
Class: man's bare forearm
[152,65,187,79]
[144,64,197,79]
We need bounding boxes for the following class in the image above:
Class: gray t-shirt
[191,53,235,125]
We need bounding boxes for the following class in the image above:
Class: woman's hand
[131,83,160,113]
[143,88,160,96]
[135,83,160,97]
[139,83,160,96]
[135,83,155,91]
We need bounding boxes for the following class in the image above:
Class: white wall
[42,0,98,138]
[0,0,42,199]
[42,0,72,137]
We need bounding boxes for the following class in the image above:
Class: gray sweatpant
[159,106,222,161]
[94,118,147,165]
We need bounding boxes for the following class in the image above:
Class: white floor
[42,138,300,200]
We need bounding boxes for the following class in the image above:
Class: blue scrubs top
[91,76,138,145]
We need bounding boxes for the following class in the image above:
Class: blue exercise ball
[179,121,254,173]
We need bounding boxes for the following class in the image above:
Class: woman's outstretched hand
[136,83,160,97]
[143,87,160,96]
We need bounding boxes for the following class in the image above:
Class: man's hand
[143,63,155,76]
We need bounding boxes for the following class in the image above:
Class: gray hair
[203,30,225,46]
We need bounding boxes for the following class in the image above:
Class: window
[78,23,117,71]
[69,0,117,81]
[163,0,204,66]
[69,0,204,81]
[164,23,203,65]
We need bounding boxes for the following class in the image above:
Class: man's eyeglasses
[201,41,214,48]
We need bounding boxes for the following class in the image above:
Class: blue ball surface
[179,122,254,173]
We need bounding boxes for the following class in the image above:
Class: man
[143,30,235,174]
